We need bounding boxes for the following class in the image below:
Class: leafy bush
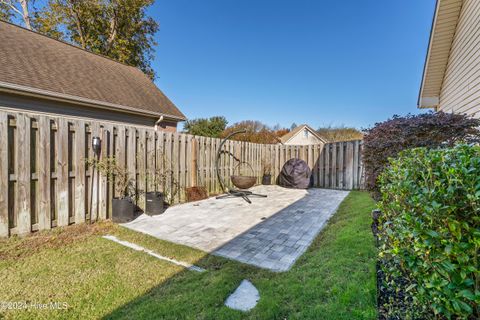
[363,112,480,199]
[317,125,363,142]
[377,145,480,319]
[184,116,228,137]
[221,120,288,144]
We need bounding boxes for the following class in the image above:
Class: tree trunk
[105,10,117,53]
[67,1,86,49]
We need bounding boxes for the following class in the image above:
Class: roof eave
[0,81,187,122]
[418,0,441,108]
[418,97,439,109]
[418,0,464,109]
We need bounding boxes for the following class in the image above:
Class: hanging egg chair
[215,129,267,203]
[231,161,256,189]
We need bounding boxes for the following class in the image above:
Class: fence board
[338,142,344,189]
[0,109,364,237]
[322,145,328,188]
[319,145,324,187]
[72,120,85,224]
[98,126,107,220]
[156,131,164,193]
[179,134,186,201]
[126,127,136,204]
[345,142,354,189]
[0,113,8,236]
[172,133,180,203]
[146,131,155,193]
[56,118,70,226]
[353,140,359,189]
[137,129,146,210]
[15,114,31,234]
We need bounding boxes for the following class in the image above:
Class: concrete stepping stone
[225,279,259,311]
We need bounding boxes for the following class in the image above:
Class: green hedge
[378,145,480,319]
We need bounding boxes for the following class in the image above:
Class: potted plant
[185,186,208,202]
[87,157,136,223]
[145,190,164,216]
[145,150,180,214]
[111,161,136,223]
[145,166,166,216]
[261,160,272,185]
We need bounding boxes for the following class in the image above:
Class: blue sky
[148,0,437,130]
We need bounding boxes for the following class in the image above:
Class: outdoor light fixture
[90,136,102,223]
[92,136,101,156]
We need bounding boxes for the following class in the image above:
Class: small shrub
[183,116,228,138]
[316,125,363,142]
[377,145,480,319]
[363,112,480,199]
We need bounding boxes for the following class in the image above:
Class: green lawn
[0,191,377,320]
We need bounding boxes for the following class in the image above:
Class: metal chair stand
[216,189,267,204]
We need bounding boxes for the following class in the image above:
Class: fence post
[191,138,198,187]
[15,114,31,234]
[73,119,85,224]
[0,112,8,237]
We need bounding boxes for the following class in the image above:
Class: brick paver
[214,188,348,271]
[123,185,349,272]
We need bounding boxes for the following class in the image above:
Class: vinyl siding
[439,0,480,117]
[0,91,179,131]
[283,128,324,146]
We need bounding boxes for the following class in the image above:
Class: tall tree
[183,116,228,138]
[0,0,33,29]
[33,0,159,78]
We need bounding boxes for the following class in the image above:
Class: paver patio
[123,185,349,271]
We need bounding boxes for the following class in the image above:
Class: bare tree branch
[0,0,32,30]
[18,0,31,29]
[0,0,23,17]
[105,7,117,53]
[67,0,86,48]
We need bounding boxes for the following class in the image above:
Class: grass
[0,191,377,319]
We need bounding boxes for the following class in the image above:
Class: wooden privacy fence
[0,110,364,237]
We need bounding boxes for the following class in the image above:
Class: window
[304,129,309,138]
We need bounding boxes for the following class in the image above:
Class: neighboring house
[0,21,186,130]
[418,0,480,118]
[279,124,327,145]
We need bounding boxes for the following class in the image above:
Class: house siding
[439,0,480,117]
[283,128,325,146]
[0,91,179,130]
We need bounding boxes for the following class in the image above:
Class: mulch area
[372,210,413,320]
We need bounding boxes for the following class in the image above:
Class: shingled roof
[0,20,186,120]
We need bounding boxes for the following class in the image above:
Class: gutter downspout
[154,116,164,131]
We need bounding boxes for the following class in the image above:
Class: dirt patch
[0,221,115,260]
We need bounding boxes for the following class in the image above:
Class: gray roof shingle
[0,20,186,120]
